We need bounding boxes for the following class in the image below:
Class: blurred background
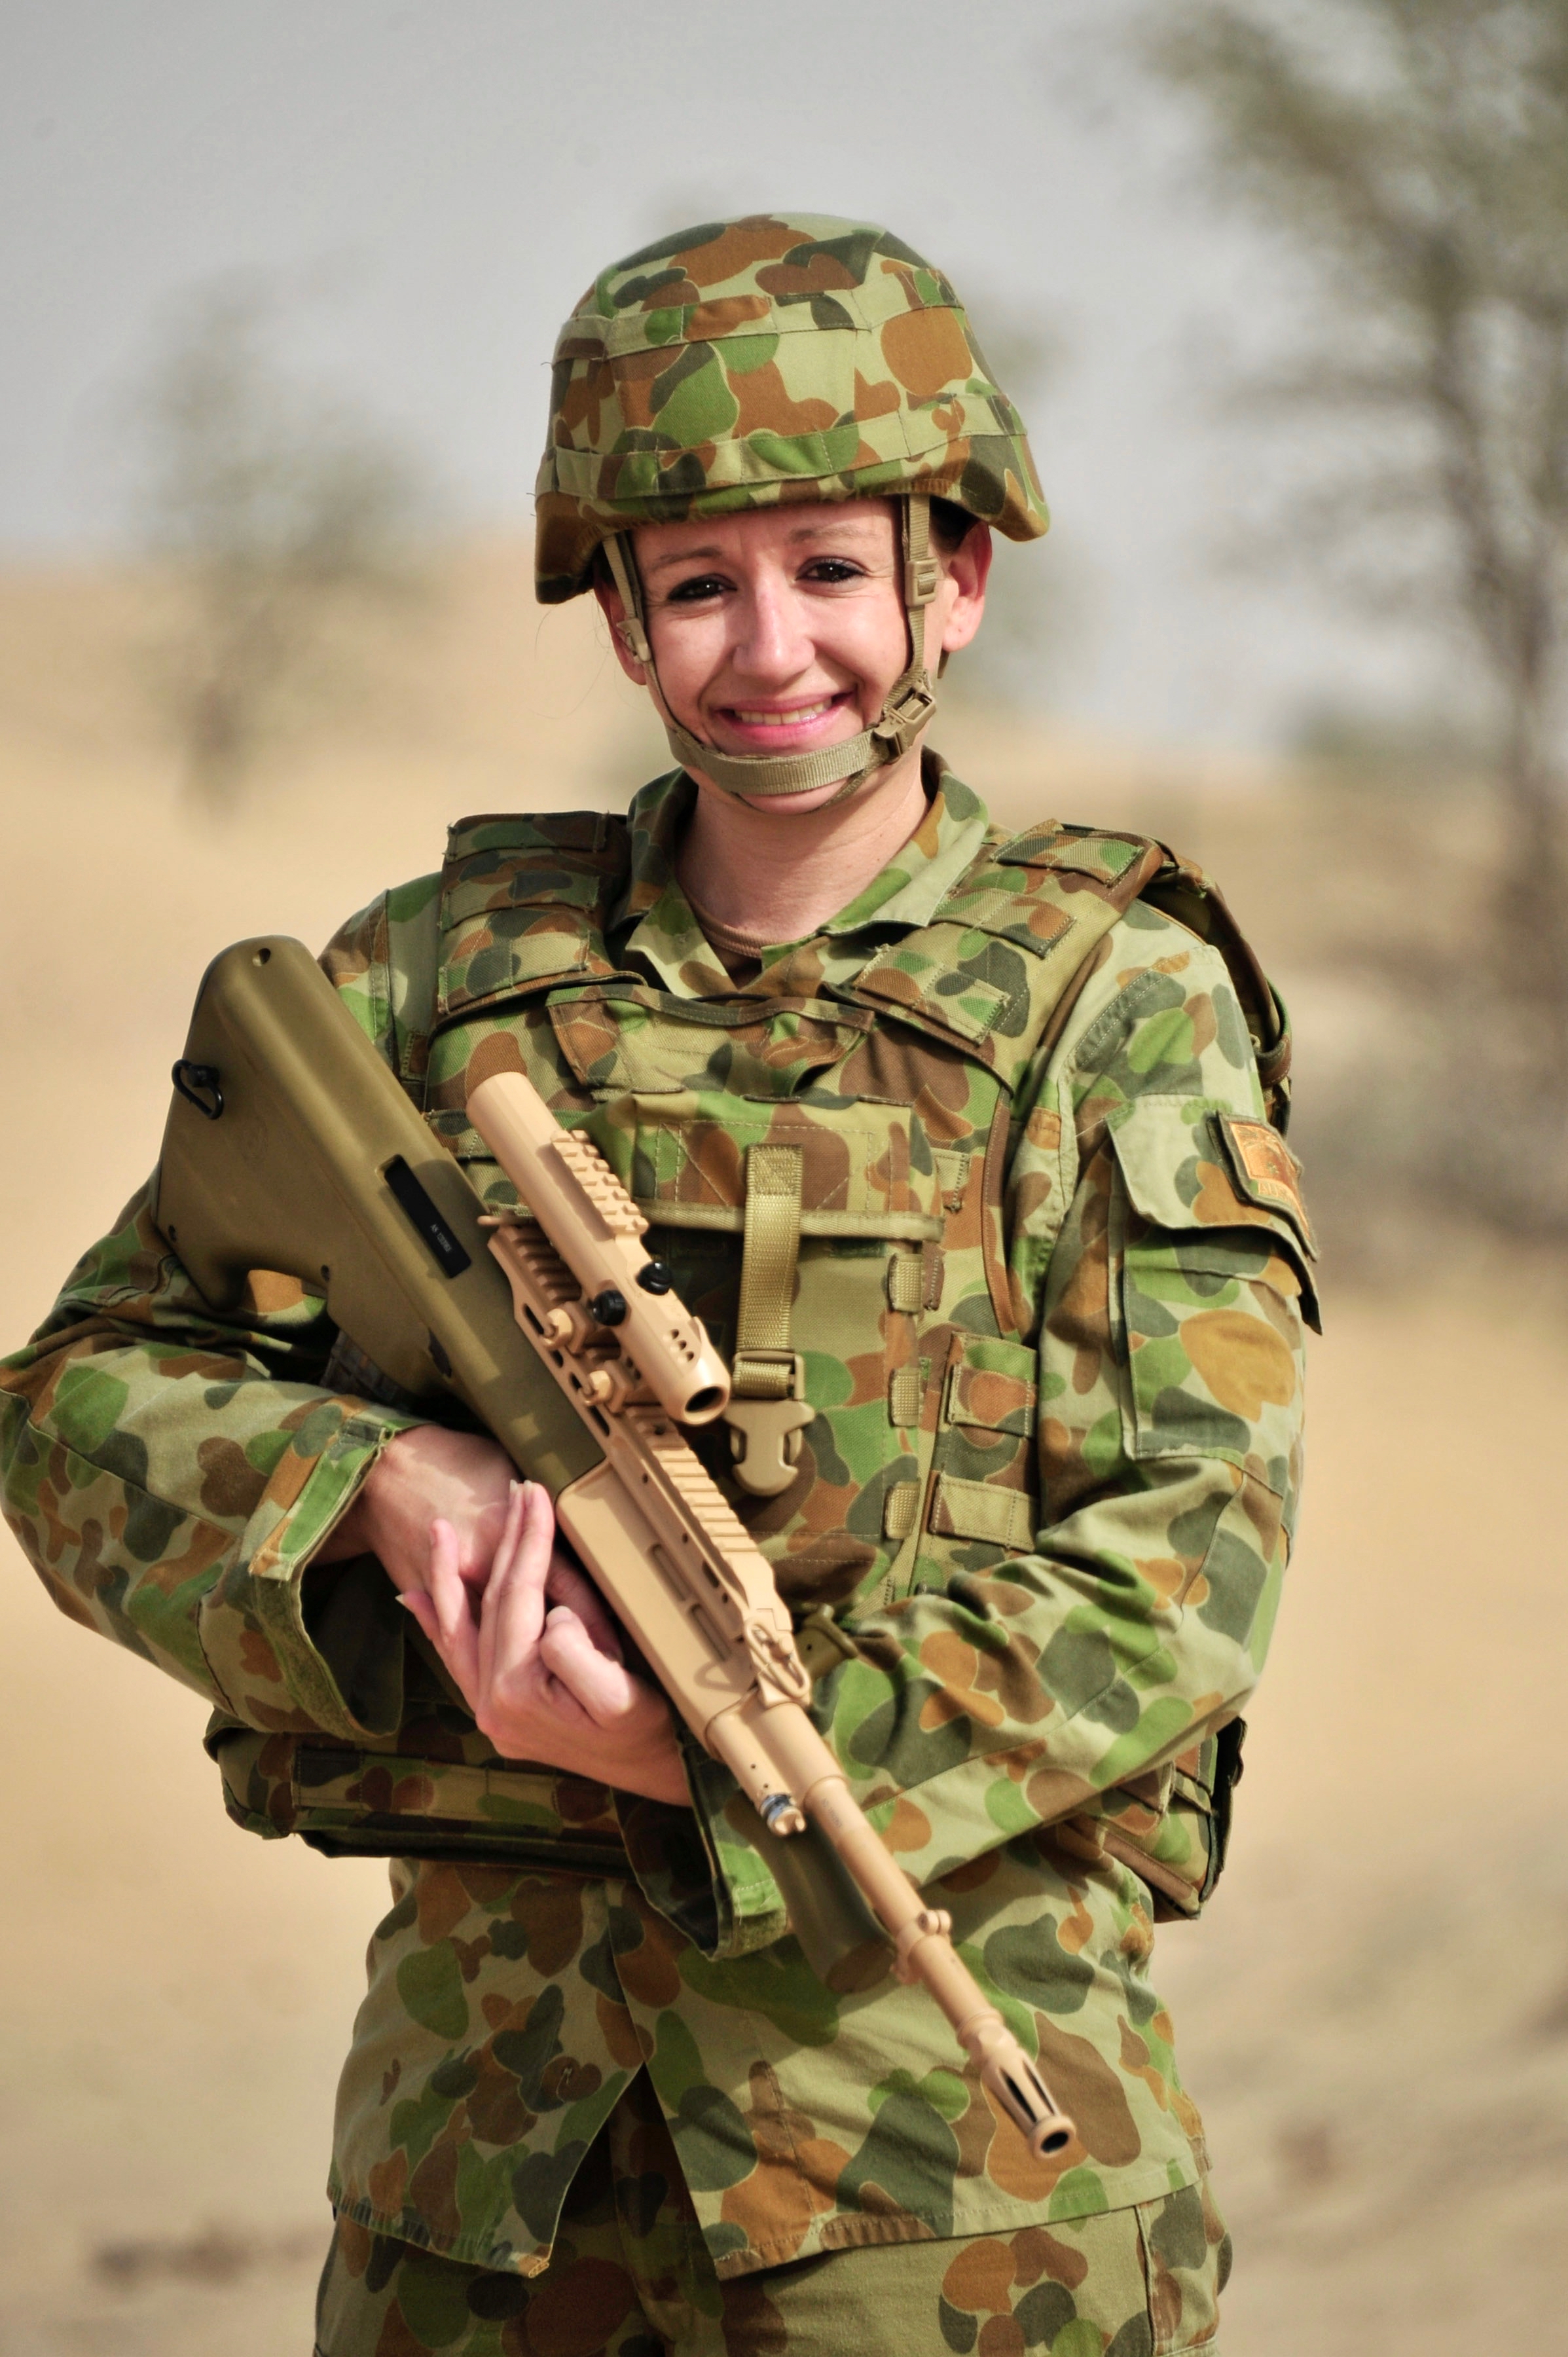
[3,3,1566,2349]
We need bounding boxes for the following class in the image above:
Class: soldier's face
[598,500,989,814]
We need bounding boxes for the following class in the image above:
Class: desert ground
[1,553,1563,2354]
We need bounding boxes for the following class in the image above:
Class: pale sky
[3,0,1425,750]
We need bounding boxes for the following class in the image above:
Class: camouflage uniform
[313,2065,1228,2355]
[0,761,1311,2327]
[0,217,1313,2350]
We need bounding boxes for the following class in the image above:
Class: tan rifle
[155,936,1075,2161]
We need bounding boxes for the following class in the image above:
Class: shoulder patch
[1216,1114,1316,1257]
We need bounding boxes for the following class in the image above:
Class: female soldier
[0,215,1314,2355]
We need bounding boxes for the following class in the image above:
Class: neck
[674,747,931,943]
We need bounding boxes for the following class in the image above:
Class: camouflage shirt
[0,764,1313,2280]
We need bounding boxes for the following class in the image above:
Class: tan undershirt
[685,894,775,987]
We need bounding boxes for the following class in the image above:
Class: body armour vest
[212,804,1295,1924]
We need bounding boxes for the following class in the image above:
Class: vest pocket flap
[443,854,613,923]
[441,903,599,1002]
[944,1334,1037,1435]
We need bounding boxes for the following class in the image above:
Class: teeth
[733,701,833,727]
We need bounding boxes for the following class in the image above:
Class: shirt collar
[609,756,994,1000]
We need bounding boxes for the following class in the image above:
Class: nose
[730,564,814,684]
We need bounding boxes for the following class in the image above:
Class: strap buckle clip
[725,1352,813,1498]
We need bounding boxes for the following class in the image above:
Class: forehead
[634,499,897,574]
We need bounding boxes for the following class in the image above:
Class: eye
[663,571,731,604]
[800,557,866,585]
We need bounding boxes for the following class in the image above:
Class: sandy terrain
[1,551,1563,2353]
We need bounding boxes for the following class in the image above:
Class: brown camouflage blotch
[467,2047,534,2148]
[367,2147,408,2218]
[196,1435,269,1519]
[1010,2221,1089,2290]
[1238,1469,1286,1563]
[414,1866,475,1948]
[237,1629,284,1685]
[941,2234,1017,2313]
[408,2135,464,2246]
[1183,1309,1297,1419]
[511,1878,586,1977]
[611,1903,684,2011]
[595,1991,644,2073]
[451,1935,492,1985]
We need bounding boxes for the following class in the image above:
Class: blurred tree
[135,280,434,805]
[941,312,1096,713]
[1138,0,1568,1065]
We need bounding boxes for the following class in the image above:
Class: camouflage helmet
[536,212,1048,602]
[535,213,1049,801]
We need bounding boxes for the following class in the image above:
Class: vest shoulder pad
[847,821,1167,1089]
[1137,852,1293,1126]
[847,818,1290,1120]
[437,810,630,1021]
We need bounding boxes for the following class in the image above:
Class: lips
[711,688,858,746]
[731,700,835,727]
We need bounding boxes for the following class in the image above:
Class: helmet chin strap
[602,496,939,804]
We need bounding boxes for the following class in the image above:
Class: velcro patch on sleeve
[1216,1115,1317,1257]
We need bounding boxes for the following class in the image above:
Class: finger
[540,1606,663,1728]
[476,1480,536,1699]
[544,1554,624,1661]
[397,1590,439,1644]
[426,1518,480,1693]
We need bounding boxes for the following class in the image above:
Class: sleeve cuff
[196,1402,419,1740]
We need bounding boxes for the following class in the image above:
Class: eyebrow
[641,519,877,577]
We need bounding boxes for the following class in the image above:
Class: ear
[592,573,649,685]
[937,523,993,657]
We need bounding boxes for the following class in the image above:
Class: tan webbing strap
[602,532,652,665]
[725,1144,816,1497]
[733,1145,804,1397]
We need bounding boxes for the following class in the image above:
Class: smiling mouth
[721,693,852,729]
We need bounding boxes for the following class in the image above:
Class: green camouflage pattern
[536,213,1048,602]
[0,763,1311,2285]
[315,2066,1228,2354]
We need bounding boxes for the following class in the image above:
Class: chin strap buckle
[876,675,938,750]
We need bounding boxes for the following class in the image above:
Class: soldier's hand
[314,1424,515,1596]
[399,1478,689,1806]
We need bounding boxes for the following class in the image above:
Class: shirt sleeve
[813,911,1313,1884]
[0,886,439,1742]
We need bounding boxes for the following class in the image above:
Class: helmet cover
[536,213,1048,604]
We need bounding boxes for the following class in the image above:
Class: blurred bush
[132,278,439,806]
